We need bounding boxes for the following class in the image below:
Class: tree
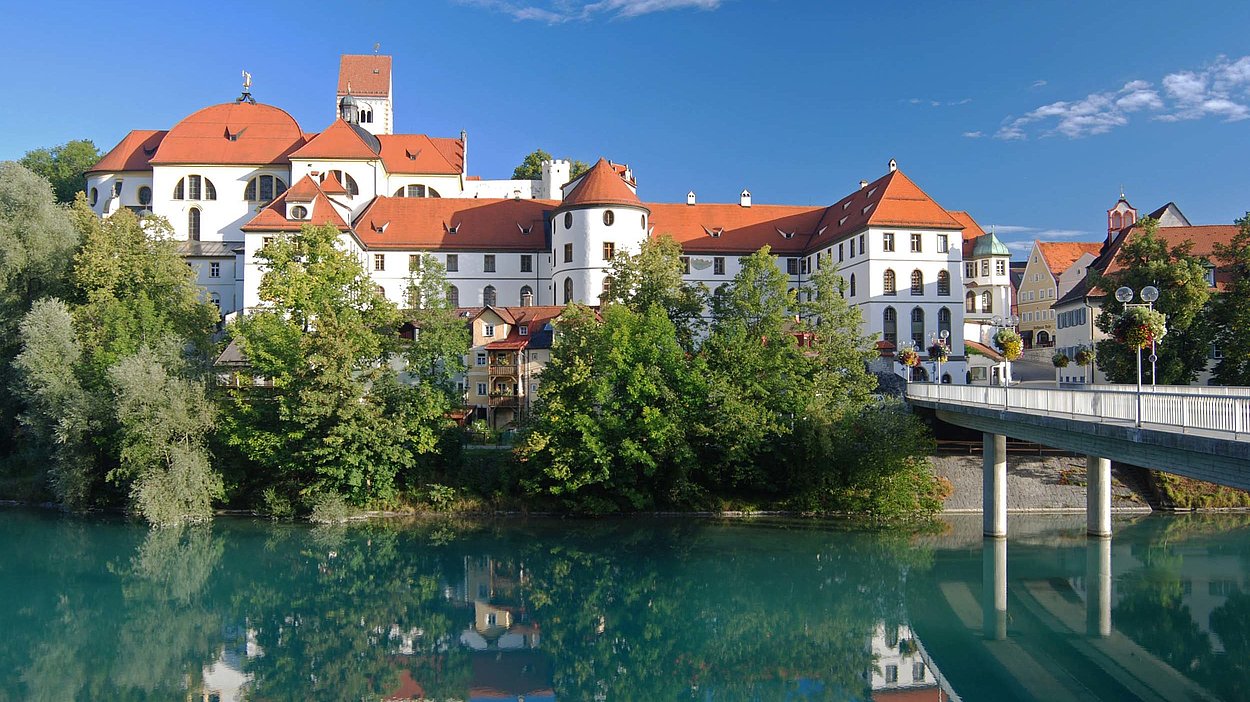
[1210,214,1250,385]
[1092,218,1213,384]
[402,253,470,397]
[603,234,707,350]
[19,140,101,204]
[800,255,878,416]
[512,148,589,180]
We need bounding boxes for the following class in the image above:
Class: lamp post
[1116,285,1161,427]
[929,329,951,384]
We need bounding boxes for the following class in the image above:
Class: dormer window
[1205,264,1216,287]
[290,205,309,220]
[484,323,495,338]
[519,325,529,336]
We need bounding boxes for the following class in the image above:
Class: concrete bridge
[906,384,1250,537]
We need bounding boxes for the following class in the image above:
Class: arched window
[564,212,573,229]
[483,285,497,307]
[884,269,896,296]
[393,184,441,198]
[641,214,647,228]
[849,273,857,297]
[910,307,925,347]
[375,285,386,300]
[563,277,573,304]
[209,292,221,311]
[1125,211,1135,225]
[965,291,976,313]
[321,170,360,196]
[447,285,460,307]
[937,270,950,296]
[938,307,952,338]
[910,269,923,296]
[603,210,615,226]
[359,106,373,124]
[138,186,152,206]
[89,187,99,206]
[982,291,993,313]
[173,175,216,201]
[520,285,533,307]
[187,208,201,241]
[245,175,288,202]
[1111,212,1122,229]
[883,307,897,345]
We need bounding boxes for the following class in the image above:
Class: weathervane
[237,70,255,104]
[373,42,381,54]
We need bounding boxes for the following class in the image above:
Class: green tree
[18,140,101,204]
[800,255,878,415]
[1092,217,1214,384]
[603,233,708,350]
[402,253,470,396]
[515,304,707,512]
[1210,214,1250,385]
[512,148,589,180]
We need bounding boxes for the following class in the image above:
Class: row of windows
[393,184,442,198]
[883,269,951,296]
[1057,307,1088,329]
[964,291,996,314]
[372,252,537,273]
[965,259,1008,278]
[89,181,154,208]
[882,306,953,347]
[561,211,646,229]
[1022,287,1055,302]
[1022,309,1054,323]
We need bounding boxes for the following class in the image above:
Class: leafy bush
[308,493,354,523]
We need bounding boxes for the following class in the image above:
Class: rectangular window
[484,324,495,337]
[476,352,486,366]
[602,242,615,260]
[680,256,690,275]
[910,233,922,252]
[714,257,725,275]
[913,662,926,682]
[484,254,496,273]
[858,234,865,255]
[520,254,533,273]
[885,665,898,684]
[787,258,799,275]
[839,243,845,262]
[1212,344,1224,359]
[373,254,385,271]
[409,254,421,271]
[981,260,990,276]
[209,261,220,278]
[1205,266,1216,286]
[188,175,202,200]
[802,258,810,274]
[519,324,528,336]
[564,243,573,263]
[938,234,948,252]
[446,254,458,272]
[816,254,823,270]
[848,241,855,259]
[995,259,1005,275]
[476,382,487,396]
[966,262,976,278]
[884,232,895,252]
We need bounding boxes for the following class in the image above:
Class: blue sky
[3,0,1248,257]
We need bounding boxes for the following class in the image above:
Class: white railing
[1087,383,1250,397]
[906,383,1250,438]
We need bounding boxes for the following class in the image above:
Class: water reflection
[1,511,1249,700]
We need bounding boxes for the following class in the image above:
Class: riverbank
[932,454,1152,513]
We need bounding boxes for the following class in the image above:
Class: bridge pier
[1085,536,1112,638]
[1086,456,1111,537]
[982,537,1008,640]
[982,432,1007,537]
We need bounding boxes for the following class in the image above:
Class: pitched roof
[480,306,565,350]
[241,175,349,232]
[966,340,1005,362]
[561,158,644,209]
[1036,241,1103,278]
[318,170,349,196]
[151,102,305,166]
[949,210,987,258]
[1103,224,1239,282]
[649,202,827,255]
[338,55,392,97]
[814,169,964,247]
[289,118,380,160]
[378,134,463,175]
[89,129,167,173]
[354,197,554,250]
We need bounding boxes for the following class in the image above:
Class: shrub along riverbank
[0,162,941,525]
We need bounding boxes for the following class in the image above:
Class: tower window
[563,277,573,304]
[89,187,99,206]
[849,273,856,297]
[564,243,573,263]
[564,212,573,229]
[996,259,1006,276]
[966,291,976,312]
[982,291,993,313]
[603,210,615,226]
[602,242,615,261]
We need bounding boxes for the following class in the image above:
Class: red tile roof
[817,170,964,240]
[290,118,379,160]
[354,197,555,250]
[948,210,987,258]
[378,134,463,175]
[1036,242,1103,278]
[650,202,827,255]
[319,170,349,195]
[89,129,167,173]
[338,55,392,97]
[1103,224,1240,290]
[561,158,644,209]
[241,175,349,232]
[151,102,305,166]
[282,175,321,202]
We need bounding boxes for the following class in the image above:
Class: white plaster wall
[385,175,465,199]
[288,159,382,217]
[86,171,155,216]
[463,179,535,200]
[552,205,648,305]
[152,165,291,243]
[369,249,548,308]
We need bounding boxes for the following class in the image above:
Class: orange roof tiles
[151,102,305,166]
[242,175,349,232]
[948,210,987,258]
[355,197,555,251]
[377,134,463,174]
[89,129,167,173]
[338,55,392,97]
[818,170,963,240]
[319,170,349,195]
[650,202,827,255]
[290,118,379,160]
[561,158,643,209]
[1103,224,1240,288]
[1036,242,1103,278]
[282,175,321,202]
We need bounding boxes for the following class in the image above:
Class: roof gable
[561,158,643,209]
[290,118,380,160]
[816,170,963,246]
[1036,242,1103,278]
[242,176,348,232]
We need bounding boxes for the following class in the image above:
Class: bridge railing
[906,383,1250,437]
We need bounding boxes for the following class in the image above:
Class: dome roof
[151,102,305,166]
[971,232,1010,257]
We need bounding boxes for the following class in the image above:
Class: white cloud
[1033,229,1093,239]
[962,130,984,138]
[985,54,1250,139]
[989,225,1038,234]
[1031,80,1048,89]
[1006,241,1035,254]
[910,97,972,108]
[459,0,721,22]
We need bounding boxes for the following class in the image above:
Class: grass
[1154,472,1250,510]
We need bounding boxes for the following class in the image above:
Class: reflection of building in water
[459,556,540,651]
[870,623,948,700]
[193,627,263,702]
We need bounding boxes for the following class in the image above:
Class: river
[0,509,1246,701]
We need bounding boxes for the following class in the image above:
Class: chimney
[888,158,898,172]
[687,190,696,206]
[460,129,468,176]
[859,180,868,190]
[740,188,751,208]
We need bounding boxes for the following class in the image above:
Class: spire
[236,70,256,104]
[338,82,359,124]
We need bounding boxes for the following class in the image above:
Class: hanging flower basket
[1052,352,1070,368]
[928,343,950,363]
[1113,306,1167,350]
[897,348,921,367]
[992,328,1023,362]
[1075,346,1096,367]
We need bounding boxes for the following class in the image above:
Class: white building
[87,54,985,386]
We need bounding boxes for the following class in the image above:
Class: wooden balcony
[488,393,521,408]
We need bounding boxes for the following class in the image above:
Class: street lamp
[1116,285,1162,427]
[929,329,951,384]
[989,315,1020,387]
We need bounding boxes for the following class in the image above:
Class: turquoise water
[0,510,1247,701]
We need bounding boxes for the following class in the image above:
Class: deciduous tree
[1210,214,1250,385]
[19,140,101,204]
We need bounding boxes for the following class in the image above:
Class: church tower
[1105,192,1137,246]
[336,54,393,135]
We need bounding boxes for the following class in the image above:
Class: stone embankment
[932,454,1152,513]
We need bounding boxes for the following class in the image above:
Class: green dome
[971,232,1010,257]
